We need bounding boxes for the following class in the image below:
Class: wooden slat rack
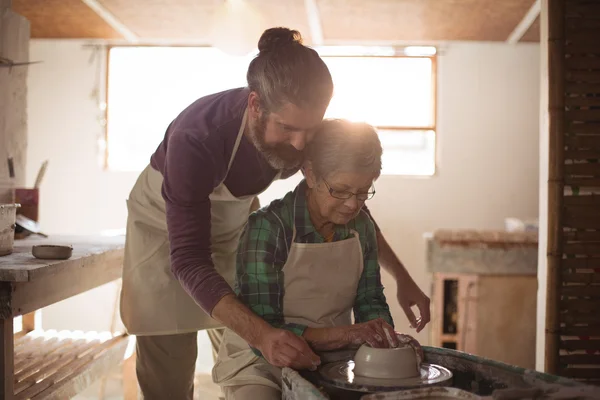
[0,235,128,399]
[13,330,129,399]
[545,0,600,385]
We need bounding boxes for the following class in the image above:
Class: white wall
[374,42,540,346]
[27,40,540,352]
[27,41,137,333]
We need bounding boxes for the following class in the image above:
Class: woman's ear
[304,162,317,189]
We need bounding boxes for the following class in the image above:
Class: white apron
[212,199,365,391]
[120,110,280,335]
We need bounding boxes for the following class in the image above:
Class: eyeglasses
[322,179,376,201]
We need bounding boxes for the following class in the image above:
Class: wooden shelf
[13,330,129,399]
[430,273,537,369]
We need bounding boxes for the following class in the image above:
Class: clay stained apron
[120,110,280,335]
[213,197,365,390]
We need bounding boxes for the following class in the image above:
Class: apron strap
[212,108,281,198]
[227,108,248,172]
[291,191,300,243]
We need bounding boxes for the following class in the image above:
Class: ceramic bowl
[32,244,73,260]
[353,343,420,379]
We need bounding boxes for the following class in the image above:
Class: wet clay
[354,344,420,379]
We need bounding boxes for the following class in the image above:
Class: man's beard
[247,113,304,170]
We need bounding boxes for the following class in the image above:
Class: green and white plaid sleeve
[235,212,307,337]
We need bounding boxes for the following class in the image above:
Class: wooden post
[545,0,565,376]
[0,317,14,400]
[21,312,35,333]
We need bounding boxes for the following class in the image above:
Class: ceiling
[12,0,540,44]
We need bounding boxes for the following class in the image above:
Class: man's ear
[248,91,262,118]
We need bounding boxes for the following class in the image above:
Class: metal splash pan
[317,360,453,393]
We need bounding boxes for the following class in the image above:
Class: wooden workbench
[426,230,538,370]
[0,235,126,399]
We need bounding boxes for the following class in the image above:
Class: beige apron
[120,110,280,335]
[212,197,364,391]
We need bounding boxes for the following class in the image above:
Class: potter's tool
[0,57,42,68]
[34,160,48,188]
[317,360,452,393]
[15,214,48,237]
[7,157,15,179]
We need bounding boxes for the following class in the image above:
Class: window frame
[320,54,437,132]
[320,53,438,177]
[102,46,438,175]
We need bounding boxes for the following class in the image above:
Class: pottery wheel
[317,360,453,393]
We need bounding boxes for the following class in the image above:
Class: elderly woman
[212,119,421,399]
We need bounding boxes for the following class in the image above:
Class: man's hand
[255,327,321,370]
[345,318,399,349]
[211,294,320,370]
[397,281,430,333]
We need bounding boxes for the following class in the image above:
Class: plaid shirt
[235,179,394,339]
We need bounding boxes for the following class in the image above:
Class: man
[120,27,430,399]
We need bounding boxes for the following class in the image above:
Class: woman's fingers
[362,324,383,348]
[352,322,383,348]
[353,320,415,349]
[375,319,398,348]
[381,323,399,348]
[370,319,398,348]
[396,332,424,360]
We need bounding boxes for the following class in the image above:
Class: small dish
[32,245,73,260]
[353,344,419,379]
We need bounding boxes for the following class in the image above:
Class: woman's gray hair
[306,119,383,180]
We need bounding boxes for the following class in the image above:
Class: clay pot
[353,344,420,379]
[0,204,20,256]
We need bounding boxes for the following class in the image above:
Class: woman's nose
[343,196,360,210]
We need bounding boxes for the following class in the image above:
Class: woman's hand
[396,332,424,362]
[396,283,431,333]
[345,318,399,348]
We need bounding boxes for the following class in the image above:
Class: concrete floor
[73,331,222,400]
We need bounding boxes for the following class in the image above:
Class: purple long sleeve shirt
[150,87,379,316]
[150,87,290,314]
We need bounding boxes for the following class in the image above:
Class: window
[321,55,436,175]
[105,46,436,175]
[105,47,254,171]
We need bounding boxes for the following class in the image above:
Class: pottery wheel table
[317,360,452,393]
[0,235,127,399]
